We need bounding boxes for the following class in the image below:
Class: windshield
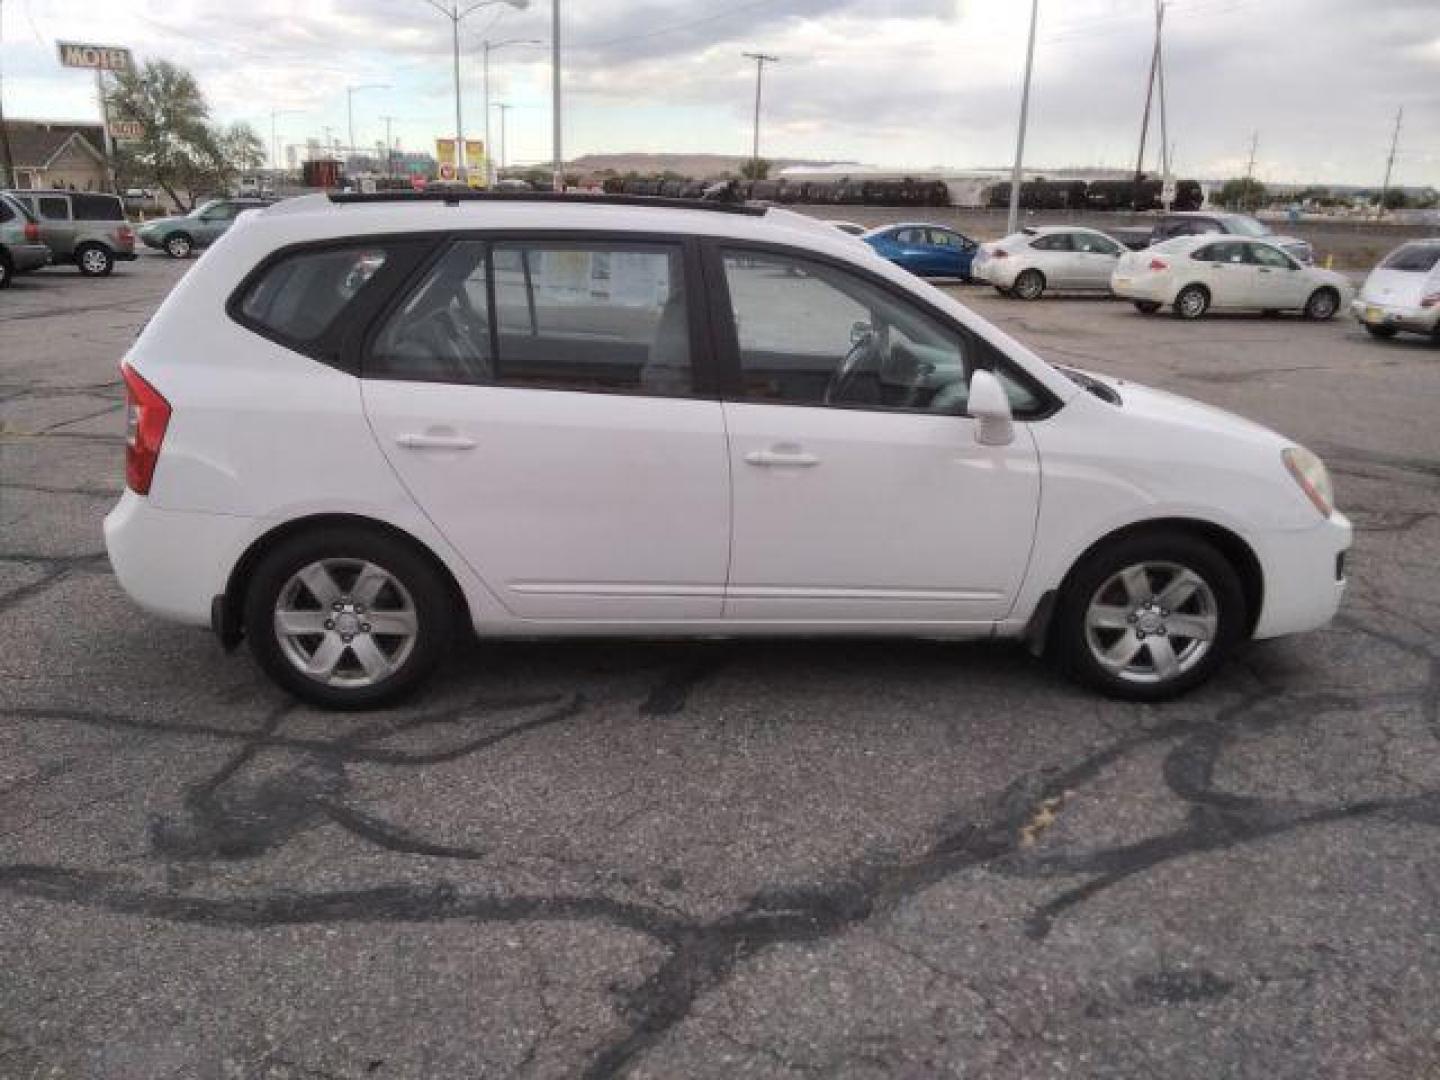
[1381,243,1440,272]
[1224,215,1272,238]
[189,200,222,218]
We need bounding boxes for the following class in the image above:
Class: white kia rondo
[104,193,1350,708]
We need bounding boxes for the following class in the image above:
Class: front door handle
[396,432,477,451]
[745,447,819,468]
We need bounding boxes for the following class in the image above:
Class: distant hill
[566,152,848,179]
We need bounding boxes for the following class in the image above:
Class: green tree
[1375,188,1410,210]
[1414,187,1439,210]
[106,60,262,210]
[1218,176,1267,210]
[740,157,771,181]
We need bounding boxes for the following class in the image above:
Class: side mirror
[968,369,1014,446]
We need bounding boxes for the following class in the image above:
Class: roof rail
[325,190,767,216]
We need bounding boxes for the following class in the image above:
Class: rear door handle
[396,432,477,451]
[745,447,819,468]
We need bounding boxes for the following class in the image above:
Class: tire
[164,233,194,259]
[1133,300,1161,315]
[1052,529,1246,702]
[1364,324,1398,339]
[1173,284,1210,320]
[0,254,11,290]
[243,527,456,709]
[993,285,1012,297]
[1013,268,1046,300]
[1303,287,1339,321]
[75,243,115,277]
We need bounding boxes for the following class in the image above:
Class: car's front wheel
[243,528,456,709]
[1053,530,1245,701]
[164,233,193,259]
[1303,287,1340,321]
[0,254,11,290]
[1173,284,1210,319]
[76,243,115,277]
[1013,268,1046,300]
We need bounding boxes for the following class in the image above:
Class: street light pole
[380,114,398,181]
[742,52,778,180]
[1006,0,1040,235]
[494,102,511,174]
[551,0,562,190]
[423,0,530,184]
[346,83,389,163]
[482,39,542,188]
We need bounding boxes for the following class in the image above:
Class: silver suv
[0,193,51,288]
[6,189,137,276]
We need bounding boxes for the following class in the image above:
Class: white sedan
[1112,235,1351,319]
[972,226,1128,299]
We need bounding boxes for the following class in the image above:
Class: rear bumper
[1110,274,1171,302]
[104,490,254,627]
[115,250,139,262]
[1351,298,1439,335]
[9,244,52,272]
[1251,511,1352,639]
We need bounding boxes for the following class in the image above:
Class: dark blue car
[863,223,979,280]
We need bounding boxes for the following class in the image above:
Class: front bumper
[1251,511,1352,639]
[104,490,255,627]
[1351,298,1439,336]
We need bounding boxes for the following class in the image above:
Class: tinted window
[371,240,693,397]
[203,203,242,220]
[1247,243,1295,269]
[1030,233,1072,252]
[1193,242,1247,263]
[1073,232,1120,255]
[240,246,389,344]
[0,198,12,224]
[71,193,125,221]
[37,196,70,221]
[721,247,1043,416]
[1381,244,1440,272]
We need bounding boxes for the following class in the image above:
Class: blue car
[863,223,979,280]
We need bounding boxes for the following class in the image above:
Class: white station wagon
[105,193,1351,708]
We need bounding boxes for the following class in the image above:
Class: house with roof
[2,120,109,192]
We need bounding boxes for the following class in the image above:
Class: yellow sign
[436,138,485,184]
[435,138,456,167]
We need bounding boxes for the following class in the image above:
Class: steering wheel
[823,331,880,405]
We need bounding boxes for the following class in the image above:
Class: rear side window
[71,194,125,221]
[37,196,70,221]
[0,198,12,224]
[1381,244,1440,273]
[239,246,390,344]
[1030,233,1072,252]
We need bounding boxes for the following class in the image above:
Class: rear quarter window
[71,194,126,221]
[237,246,392,346]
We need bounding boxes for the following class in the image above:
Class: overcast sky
[2,0,1436,186]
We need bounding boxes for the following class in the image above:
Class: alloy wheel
[273,558,419,688]
[1083,561,1218,685]
[80,248,111,275]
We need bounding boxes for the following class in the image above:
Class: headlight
[1283,446,1334,518]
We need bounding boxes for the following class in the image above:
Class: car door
[1189,241,1253,307]
[361,235,731,621]
[711,244,1042,624]
[927,229,975,278]
[889,227,933,274]
[1027,232,1076,287]
[1071,231,1124,289]
[1246,242,1309,308]
[32,194,77,259]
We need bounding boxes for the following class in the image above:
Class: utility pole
[0,0,15,189]
[1133,0,1164,198]
[742,52,778,180]
[1242,130,1258,209]
[551,0,562,190]
[1006,0,1040,235]
[483,39,542,188]
[1377,106,1403,219]
[380,114,397,180]
[1155,1,1169,181]
[494,102,511,173]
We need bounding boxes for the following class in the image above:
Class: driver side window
[719,248,1042,416]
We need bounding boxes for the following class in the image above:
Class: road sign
[109,120,144,142]
[57,41,133,72]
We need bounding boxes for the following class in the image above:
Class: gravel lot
[2,251,1439,1080]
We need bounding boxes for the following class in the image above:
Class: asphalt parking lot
[3,250,1440,1080]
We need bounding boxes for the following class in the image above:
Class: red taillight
[116,225,135,244]
[24,221,40,243]
[122,363,171,495]
[1148,257,1169,271]
[1422,292,1440,309]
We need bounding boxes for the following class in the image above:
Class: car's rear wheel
[76,243,115,277]
[1364,324,1398,339]
[1053,530,1245,701]
[1013,268,1046,300]
[0,254,11,289]
[243,528,455,709]
[1173,284,1210,319]
[993,285,1012,297]
[164,233,193,259]
[1303,287,1339,321]
[1133,300,1161,315]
